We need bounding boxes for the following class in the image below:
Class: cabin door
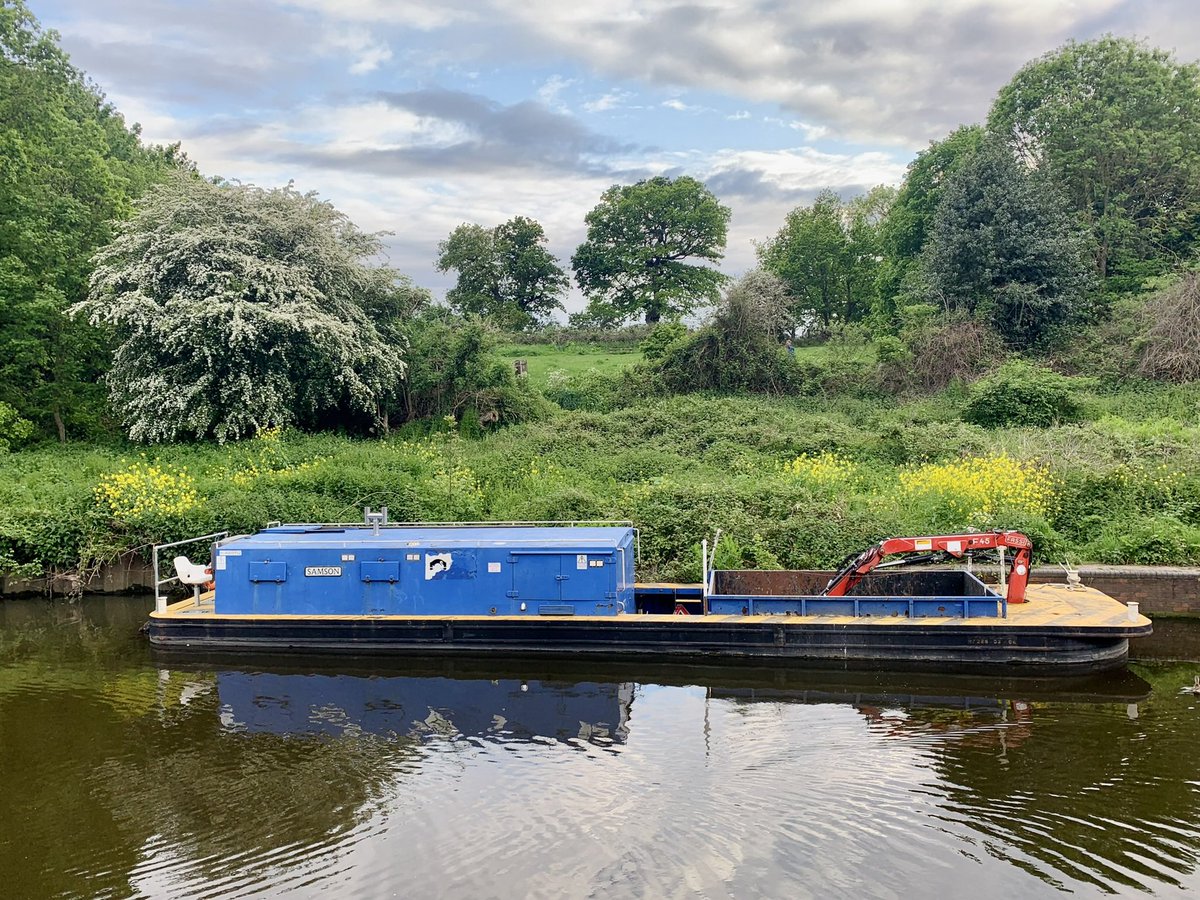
[559,553,612,605]
[510,552,613,606]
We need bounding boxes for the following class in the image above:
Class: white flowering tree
[75,176,425,442]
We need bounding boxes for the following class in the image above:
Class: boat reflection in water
[172,653,1152,751]
[213,667,633,746]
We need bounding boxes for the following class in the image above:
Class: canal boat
[147,512,1151,673]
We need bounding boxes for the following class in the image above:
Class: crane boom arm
[823,531,1034,604]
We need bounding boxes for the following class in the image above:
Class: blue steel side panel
[706,594,1002,618]
[213,526,636,617]
[248,561,287,583]
[360,561,400,583]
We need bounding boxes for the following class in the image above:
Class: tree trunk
[645,308,661,325]
[53,408,66,443]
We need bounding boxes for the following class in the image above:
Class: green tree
[844,185,896,323]
[436,216,567,330]
[757,188,891,332]
[571,175,730,324]
[876,126,983,317]
[988,37,1200,286]
[757,191,845,332]
[75,176,424,442]
[921,138,1095,347]
[0,1,176,440]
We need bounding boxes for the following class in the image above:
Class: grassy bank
[496,342,642,389]
[3,376,1200,585]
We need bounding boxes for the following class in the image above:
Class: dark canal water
[3,597,1200,899]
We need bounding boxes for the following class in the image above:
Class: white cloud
[583,90,630,113]
[47,0,1200,319]
[274,0,474,30]
[537,74,576,111]
[493,0,1184,147]
[324,27,394,74]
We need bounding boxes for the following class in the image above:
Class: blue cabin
[212,524,637,617]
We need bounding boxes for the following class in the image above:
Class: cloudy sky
[33,0,1200,314]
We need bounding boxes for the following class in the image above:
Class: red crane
[822,531,1034,604]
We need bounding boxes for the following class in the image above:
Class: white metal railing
[151,532,228,613]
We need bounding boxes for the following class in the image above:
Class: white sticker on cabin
[305,566,342,577]
[215,555,227,571]
[425,553,452,580]
[577,554,587,570]
[341,554,355,562]
[223,549,242,556]
[407,553,420,562]
[488,562,502,573]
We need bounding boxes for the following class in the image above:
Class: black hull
[146,615,1142,675]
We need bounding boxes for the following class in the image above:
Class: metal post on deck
[153,544,165,614]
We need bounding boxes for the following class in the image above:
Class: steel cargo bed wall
[707,570,1005,618]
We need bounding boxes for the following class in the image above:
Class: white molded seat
[174,556,211,585]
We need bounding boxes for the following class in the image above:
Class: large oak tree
[571,176,730,325]
[436,216,567,330]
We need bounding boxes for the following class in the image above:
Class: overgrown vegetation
[4,379,1200,585]
[3,13,1200,583]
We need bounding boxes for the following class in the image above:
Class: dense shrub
[1089,516,1200,565]
[873,335,908,365]
[657,271,795,394]
[0,402,35,453]
[638,322,688,360]
[658,328,795,394]
[399,314,550,427]
[963,360,1088,428]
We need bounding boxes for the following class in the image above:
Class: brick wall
[1032,566,1200,615]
